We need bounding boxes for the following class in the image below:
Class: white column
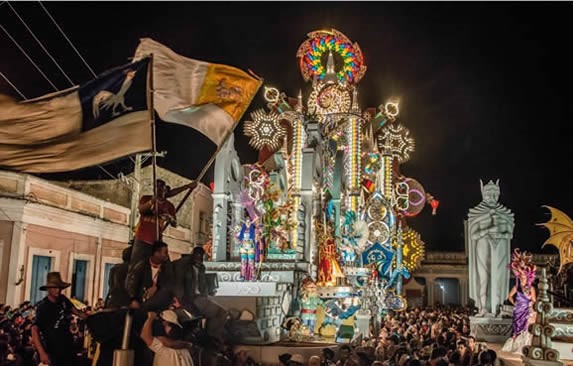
[426,276,435,306]
[6,222,27,306]
[459,277,468,306]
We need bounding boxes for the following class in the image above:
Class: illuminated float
[209,29,437,344]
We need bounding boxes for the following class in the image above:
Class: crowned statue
[467,179,514,317]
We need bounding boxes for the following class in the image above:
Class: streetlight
[439,284,446,305]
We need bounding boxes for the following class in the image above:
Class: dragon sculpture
[538,205,573,273]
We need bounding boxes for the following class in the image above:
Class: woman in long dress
[502,249,537,353]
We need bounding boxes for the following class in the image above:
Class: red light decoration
[427,194,440,215]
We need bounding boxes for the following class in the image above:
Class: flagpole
[161,77,264,234]
[147,54,159,242]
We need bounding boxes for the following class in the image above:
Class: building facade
[0,169,212,307]
[409,251,556,307]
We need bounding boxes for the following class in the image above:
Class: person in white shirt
[141,310,193,366]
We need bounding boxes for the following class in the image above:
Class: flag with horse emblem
[0,57,151,173]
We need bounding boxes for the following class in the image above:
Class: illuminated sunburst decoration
[243,109,286,151]
[297,29,367,84]
[395,227,425,272]
[377,124,415,163]
[307,84,352,122]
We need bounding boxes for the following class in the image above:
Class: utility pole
[128,154,142,241]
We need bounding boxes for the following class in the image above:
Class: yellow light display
[394,227,425,272]
[288,115,305,249]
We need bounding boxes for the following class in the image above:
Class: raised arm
[166,181,197,198]
[138,195,155,214]
[141,312,156,346]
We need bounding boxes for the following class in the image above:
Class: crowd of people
[1,299,504,366]
[235,305,500,366]
[0,298,91,366]
[0,179,515,366]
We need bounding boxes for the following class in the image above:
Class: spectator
[140,311,192,366]
[290,354,305,366]
[336,345,352,366]
[232,346,258,366]
[278,353,291,366]
[321,348,336,366]
[31,272,87,366]
[309,355,321,366]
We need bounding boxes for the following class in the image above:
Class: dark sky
[1,2,572,254]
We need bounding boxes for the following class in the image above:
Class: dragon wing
[538,205,573,273]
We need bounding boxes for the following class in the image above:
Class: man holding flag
[1,37,263,363]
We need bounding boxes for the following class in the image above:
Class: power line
[34,1,138,170]
[0,23,58,91]
[1,5,137,183]
[0,71,27,99]
[7,1,75,86]
[38,1,97,78]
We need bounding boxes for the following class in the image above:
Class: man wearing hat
[31,272,87,366]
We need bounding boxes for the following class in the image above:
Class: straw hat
[39,272,71,291]
[160,310,182,328]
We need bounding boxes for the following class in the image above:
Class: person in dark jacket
[31,272,87,366]
[105,245,133,309]
[125,240,174,311]
[172,246,228,342]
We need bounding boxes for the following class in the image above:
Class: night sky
[1,2,572,253]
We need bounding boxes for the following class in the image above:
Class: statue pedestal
[205,261,307,345]
[521,356,563,366]
[469,316,512,343]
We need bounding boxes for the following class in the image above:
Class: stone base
[469,316,512,343]
[521,356,563,366]
[205,261,309,345]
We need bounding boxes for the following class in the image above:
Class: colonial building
[408,251,556,307]
[0,168,212,307]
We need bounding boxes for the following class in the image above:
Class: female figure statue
[502,249,537,353]
[238,219,257,281]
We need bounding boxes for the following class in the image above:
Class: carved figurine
[238,219,257,281]
[467,179,514,317]
[298,277,323,334]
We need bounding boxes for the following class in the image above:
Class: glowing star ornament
[244,108,286,151]
[377,123,415,163]
[396,227,425,272]
[384,101,399,119]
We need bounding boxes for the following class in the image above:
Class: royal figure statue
[467,179,514,317]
